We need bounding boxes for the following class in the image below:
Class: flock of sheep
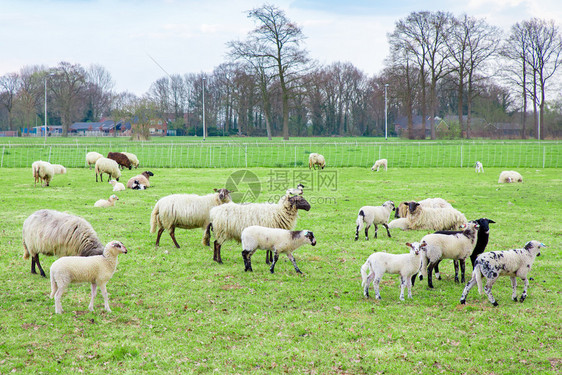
[24,151,543,314]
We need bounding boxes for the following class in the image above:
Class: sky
[1,0,560,95]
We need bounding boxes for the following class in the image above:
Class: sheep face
[406,241,426,255]
[525,240,546,256]
[304,230,316,246]
[407,201,420,214]
[110,195,119,202]
[288,195,311,211]
[214,188,232,203]
[471,218,495,234]
[142,171,154,178]
[105,240,128,255]
[383,200,395,212]
[297,183,305,189]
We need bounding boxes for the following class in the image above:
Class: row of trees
[1,5,561,139]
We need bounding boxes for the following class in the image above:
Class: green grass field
[0,161,561,373]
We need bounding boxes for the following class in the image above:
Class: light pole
[384,84,389,140]
[202,77,206,141]
[44,75,49,142]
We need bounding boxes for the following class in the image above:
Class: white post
[384,84,389,140]
[202,77,206,141]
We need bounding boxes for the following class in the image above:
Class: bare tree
[49,62,87,136]
[85,64,114,121]
[0,72,21,130]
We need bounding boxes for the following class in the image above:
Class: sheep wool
[22,209,105,277]
[127,171,153,189]
[308,153,326,169]
[95,157,121,182]
[120,152,139,168]
[395,198,451,219]
[109,179,125,191]
[150,189,232,248]
[395,202,467,231]
[498,170,523,183]
[52,164,67,175]
[32,160,55,187]
[86,152,104,169]
[50,240,128,314]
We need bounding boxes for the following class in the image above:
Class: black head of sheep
[288,195,311,211]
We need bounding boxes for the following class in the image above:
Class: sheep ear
[524,241,533,250]
[421,241,427,247]
[213,188,218,192]
[405,242,412,248]
[488,219,496,224]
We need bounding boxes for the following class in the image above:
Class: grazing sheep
[475,161,484,173]
[52,164,67,175]
[50,240,127,314]
[150,189,232,248]
[22,209,105,277]
[127,171,153,189]
[241,226,316,274]
[95,157,121,182]
[420,222,480,288]
[390,201,466,231]
[361,242,427,300]
[354,201,395,240]
[308,153,326,169]
[120,152,139,168]
[32,160,55,187]
[498,170,523,183]
[203,195,311,264]
[86,152,104,169]
[109,179,125,192]
[286,183,305,196]
[371,158,388,172]
[395,198,451,219]
[107,152,132,170]
[94,194,119,208]
[460,241,546,306]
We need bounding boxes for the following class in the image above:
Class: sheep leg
[427,262,436,288]
[99,283,111,312]
[406,275,413,299]
[460,276,478,304]
[354,224,360,241]
[269,252,280,274]
[454,260,460,283]
[484,278,499,306]
[266,250,273,264]
[399,276,406,301]
[373,276,382,300]
[34,254,46,278]
[364,225,370,241]
[510,276,518,302]
[520,277,529,303]
[364,272,375,297]
[155,227,165,247]
[89,283,98,311]
[213,241,223,264]
[434,260,442,281]
[411,273,417,287]
[169,227,181,248]
[460,260,466,283]
[241,250,252,272]
[383,223,391,238]
[287,253,302,274]
[54,285,66,314]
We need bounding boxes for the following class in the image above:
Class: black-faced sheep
[95,157,121,182]
[150,189,232,248]
[371,158,387,171]
[241,226,316,274]
[394,198,452,219]
[389,201,466,231]
[460,241,546,306]
[498,170,523,183]
[127,171,153,189]
[50,240,128,314]
[107,152,132,170]
[32,160,54,187]
[22,209,106,277]
[354,201,395,240]
[308,153,325,169]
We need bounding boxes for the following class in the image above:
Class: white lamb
[52,164,67,175]
[286,183,305,196]
[109,179,125,191]
[308,153,326,169]
[460,241,546,306]
[86,152,104,169]
[475,161,484,173]
[419,222,480,288]
[203,195,311,264]
[150,189,232,248]
[121,152,139,168]
[95,157,121,182]
[94,194,119,208]
[354,200,395,240]
[361,242,427,300]
[50,240,127,314]
[371,158,388,172]
[32,160,55,187]
[498,170,523,183]
[241,226,316,274]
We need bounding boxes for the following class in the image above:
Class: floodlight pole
[202,77,206,141]
[44,76,48,142]
[384,84,389,140]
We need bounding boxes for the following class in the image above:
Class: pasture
[0,144,561,373]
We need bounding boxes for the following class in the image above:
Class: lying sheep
[107,152,132,170]
[286,183,305,196]
[86,152,104,169]
[371,158,387,172]
[109,179,125,191]
[94,194,119,208]
[22,209,106,277]
[475,161,484,173]
[95,157,121,182]
[150,189,232,248]
[131,180,146,190]
[354,201,395,240]
[498,170,523,183]
[460,241,546,306]
[52,164,67,175]
[121,152,139,168]
[32,160,54,187]
[127,171,154,189]
[420,222,480,288]
[395,198,451,219]
[50,240,128,314]
[203,195,311,264]
[361,242,427,300]
[308,153,325,169]
[241,226,316,274]
[389,201,466,231]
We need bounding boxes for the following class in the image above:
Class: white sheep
[203,195,311,264]
[460,241,546,306]
[361,242,427,300]
[475,161,484,173]
[241,226,316,274]
[498,170,523,183]
[394,198,452,219]
[32,160,55,187]
[94,194,119,208]
[419,222,480,288]
[109,179,125,191]
[286,183,305,196]
[120,152,139,168]
[150,189,232,248]
[371,158,388,172]
[22,209,106,277]
[95,157,121,182]
[354,200,395,240]
[50,240,128,314]
[389,201,466,231]
[308,153,326,169]
[127,171,153,189]
[86,152,104,169]
[52,164,67,175]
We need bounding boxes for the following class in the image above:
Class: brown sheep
[107,152,132,170]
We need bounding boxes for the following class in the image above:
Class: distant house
[394,115,435,138]
[130,118,167,136]
[69,120,131,136]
